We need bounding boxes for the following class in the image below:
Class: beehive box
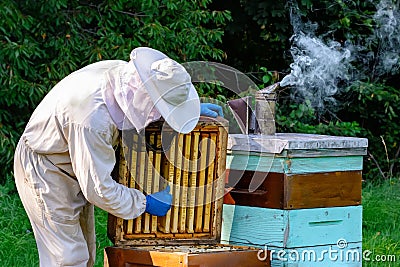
[108,117,229,246]
[104,245,270,267]
[221,205,362,267]
[226,133,368,209]
[105,117,271,266]
[221,205,362,248]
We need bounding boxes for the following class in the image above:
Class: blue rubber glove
[145,185,172,216]
[200,103,224,118]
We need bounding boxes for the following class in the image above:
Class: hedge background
[1,0,400,183]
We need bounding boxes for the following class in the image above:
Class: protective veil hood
[102,61,162,132]
[102,47,200,134]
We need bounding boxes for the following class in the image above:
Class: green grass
[1,178,399,266]
[0,181,39,266]
[362,179,400,266]
[0,180,113,267]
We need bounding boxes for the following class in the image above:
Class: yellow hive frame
[107,117,229,246]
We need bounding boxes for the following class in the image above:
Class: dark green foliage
[210,0,292,72]
[2,0,400,183]
[343,82,400,180]
[217,0,400,181]
[275,100,363,137]
[0,0,231,185]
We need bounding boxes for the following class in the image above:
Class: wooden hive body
[221,204,363,267]
[104,245,270,267]
[107,117,229,246]
[225,133,368,209]
[221,205,363,248]
[105,118,271,266]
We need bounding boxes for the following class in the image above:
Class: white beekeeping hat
[130,47,200,134]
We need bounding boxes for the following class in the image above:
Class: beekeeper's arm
[68,124,146,220]
[69,124,171,219]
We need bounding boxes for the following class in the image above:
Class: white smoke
[370,0,400,77]
[281,0,400,111]
[280,3,354,110]
[280,34,353,109]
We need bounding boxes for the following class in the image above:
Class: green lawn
[1,179,399,266]
[0,181,112,267]
[362,179,400,266]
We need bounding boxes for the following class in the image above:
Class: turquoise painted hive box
[221,204,362,266]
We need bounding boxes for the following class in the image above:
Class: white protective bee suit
[14,47,200,266]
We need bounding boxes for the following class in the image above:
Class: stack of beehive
[221,133,368,267]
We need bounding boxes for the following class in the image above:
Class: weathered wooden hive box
[221,133,368,267]
[225,133,367,209]
[105,118,270,267]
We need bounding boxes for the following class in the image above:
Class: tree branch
[389,144,400,177]
[368,151,387,180]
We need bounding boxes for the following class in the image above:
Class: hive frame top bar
[145,116,229,130]
[228,133,368,154]
[121,244,259,253]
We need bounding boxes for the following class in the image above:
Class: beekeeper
[13,47,223,267]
